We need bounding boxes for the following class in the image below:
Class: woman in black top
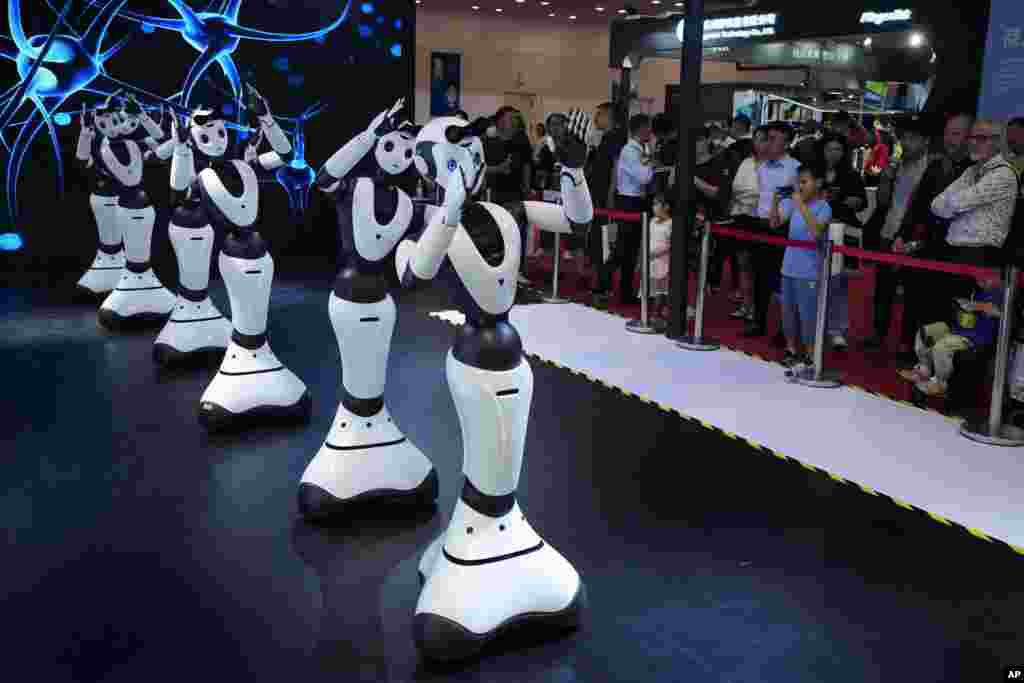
[817,132,867,350]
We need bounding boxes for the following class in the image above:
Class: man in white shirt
[743,122,801,337]
[609,114,655,304]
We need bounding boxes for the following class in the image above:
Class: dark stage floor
[1,280,1021,683]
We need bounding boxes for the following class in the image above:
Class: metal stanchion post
[795,239,842,388]
[627,212,664,334]
[961,263,1024,446]
[542,229,569,303]
[677,224,719,351]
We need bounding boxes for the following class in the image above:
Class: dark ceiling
[415,0,689,25]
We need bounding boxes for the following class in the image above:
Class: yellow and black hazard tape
[426,306,1024,558]
[525,283,964,426]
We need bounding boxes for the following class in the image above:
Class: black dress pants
[606,194,649,302]
[737,216,783,331]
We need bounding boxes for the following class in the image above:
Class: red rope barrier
[710,223,1002,280]
[594,208,645,222]
[711,224,816,250]
[833,245,999,279]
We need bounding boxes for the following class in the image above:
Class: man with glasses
[931,120,1018,266]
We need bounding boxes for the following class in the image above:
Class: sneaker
[898,365,930,384]
[729,304,751,320]
[785,355,813,378]
[781,350,802,368]
[915,378,947,397]
[832,334,848,351]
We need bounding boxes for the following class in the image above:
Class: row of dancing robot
[300,100,595,662]
[74,86,311,430]
[75,87,597,660]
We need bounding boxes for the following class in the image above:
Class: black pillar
[666,0,704,340]
[618,65,632,129]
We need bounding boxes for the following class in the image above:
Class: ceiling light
[540,1,550,4]
[674,1,683,5]
[569,14,577,19]
[471,4,479,8]
[862,37,872,47]
[516,0,525,3]
[618,8,626,13]
[549,11,555,16]
[909,32,925,47]
[651,0,661,4]
[596,6,605,10]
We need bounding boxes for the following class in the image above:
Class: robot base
[414,583,586,664]
[153,297,232,366]
[412,499,586,663]
[198,340,311,432]
[75,249,125,298]
[98,269,175,330]
[298,402,438,521]
[299,469,439,522]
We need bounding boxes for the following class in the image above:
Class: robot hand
[368,97,405,138]
[172,112,190,145]
[123,95,142,117]
[245,83,271,120]
[444,165,467,226]
[555,109,591,170]
[80,103,93,131]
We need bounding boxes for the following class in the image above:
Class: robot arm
[520,110,594,231]
[316,98,406,193]
[243,84,293,171]
[169,113,196,208]
[395,169,466,287]
[76,108,96,170]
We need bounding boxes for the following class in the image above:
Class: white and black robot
[397,111,594,662]
[75,96,174,317]
[296,98,437,520]
[166,85,310,429]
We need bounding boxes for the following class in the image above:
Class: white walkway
[431,303,1024,552]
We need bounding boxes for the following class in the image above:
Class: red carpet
[523,250,991,417]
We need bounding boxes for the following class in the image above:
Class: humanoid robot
[296,98,437,520]
[75,96,171,303]
[397,110,594,662]
[167,86,310,429]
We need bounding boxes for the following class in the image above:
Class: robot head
[374,129,416,175]
[92,101,119,138]
[413,116,488,197]
[115,111,140,138]
[189,107,229,158]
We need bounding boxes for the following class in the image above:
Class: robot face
[191,118,229,158]
[117,114,140,137]
[94,112,117,138]
[413,116,485,196]
[374,130,416,175]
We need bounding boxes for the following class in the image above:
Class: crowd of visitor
[448,102,1023,406]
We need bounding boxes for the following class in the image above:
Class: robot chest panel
[348,177,412,262]
[99,140,142,188]
[198,161,258,229]
[448,202,520,316]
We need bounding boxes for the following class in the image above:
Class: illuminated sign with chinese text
[676,13,777,43]
[860,9,913,25]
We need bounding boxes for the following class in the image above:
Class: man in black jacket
[586,102,627,295]
[891,112,974,355]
